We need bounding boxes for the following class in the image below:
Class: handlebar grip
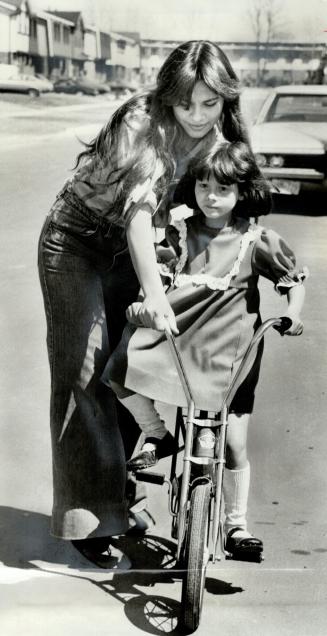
[273,316,293,336]
[135,471,166,485]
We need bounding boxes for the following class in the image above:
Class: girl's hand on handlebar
[283,312,304,336]
[126,298,179,335]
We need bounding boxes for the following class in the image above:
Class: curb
[0,97,122,119]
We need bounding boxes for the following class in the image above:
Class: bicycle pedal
[135,471,166,485]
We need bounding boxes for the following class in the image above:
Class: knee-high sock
[118,393,167,440]
[223,461,250,533]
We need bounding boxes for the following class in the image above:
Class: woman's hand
[126,210,179,335]
[283,312,304,336]
[284,286,305,335]
[126,298,179,335]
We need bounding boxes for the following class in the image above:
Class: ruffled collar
[171,217,262,291]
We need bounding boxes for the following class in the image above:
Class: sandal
[225,527,263,561]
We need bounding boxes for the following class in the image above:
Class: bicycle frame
[165,316,291,563]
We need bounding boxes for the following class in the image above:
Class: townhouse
[0,0,31,69]
[0,2,141,85]
[0,1,325,87]
[140,38,327,86]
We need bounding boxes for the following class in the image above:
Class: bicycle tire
[180,482,211,633]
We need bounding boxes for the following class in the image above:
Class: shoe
[71,536,112,568]
[126,431,176,472]
[126,509,156,536]
[225,527,263,560]
[71,537,131,569]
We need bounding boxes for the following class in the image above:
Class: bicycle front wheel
[180,481,211,633]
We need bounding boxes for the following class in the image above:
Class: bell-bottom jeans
[38,189,142,539]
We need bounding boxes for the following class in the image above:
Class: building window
[63,26,70,44]
[30,18,37,39]
[54,23,61,42]
[18,10,30,35]
[117,40,126,50]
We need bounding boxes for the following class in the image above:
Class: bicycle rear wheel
[180,482,211,633]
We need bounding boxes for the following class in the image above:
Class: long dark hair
[74,41,248,224]
[178,141,271,218]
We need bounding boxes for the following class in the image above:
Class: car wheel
[28,88,40,97]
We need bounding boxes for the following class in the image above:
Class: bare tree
[247,0,288,85]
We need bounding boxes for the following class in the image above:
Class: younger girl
[104,141,306,557]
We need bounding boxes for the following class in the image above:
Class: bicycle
[133,316,292,633]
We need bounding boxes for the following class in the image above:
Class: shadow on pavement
[0,506,244,634]
[0,505,76,569]
[272,192,326,216]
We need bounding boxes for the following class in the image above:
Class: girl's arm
[126,208,179,334]
[283,284,305,336]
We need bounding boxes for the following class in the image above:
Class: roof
[110,31,136,44]
[47,11,82,25]
[118,31,141,42]
[274,84,327,94]
[5,0,29,9]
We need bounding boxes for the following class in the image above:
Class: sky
[31,0,327,43]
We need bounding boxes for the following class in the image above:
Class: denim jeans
[38,187,142,539]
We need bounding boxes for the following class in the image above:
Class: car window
[266,94,327,123]
[240,88,271,125]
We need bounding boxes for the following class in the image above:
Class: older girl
[38,40,250,563]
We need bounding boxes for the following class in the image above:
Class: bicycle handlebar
[165,316,293,410]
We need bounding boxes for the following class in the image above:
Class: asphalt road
[0,101,326,636]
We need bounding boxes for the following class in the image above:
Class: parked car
[0,65,53,96]
[107,81,138,98]
[53,78,108,96]
[245,85,327,194]
[34,74,55,93]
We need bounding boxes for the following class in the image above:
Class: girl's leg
[225,412,249,470]
[111,384,174,471]
[38,220,128,541]
[114,389,168,441]
[101,254,157,509]
[224,413,262,555]
[224,413,250,535]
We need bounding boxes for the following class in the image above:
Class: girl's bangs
[160,73,196,107]
[193,157,238,185]
[212,163,237,184]
[200,68,240,102]
[162,74,239,107]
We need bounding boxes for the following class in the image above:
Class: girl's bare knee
[226,443,247,469]
[110,380,134,399]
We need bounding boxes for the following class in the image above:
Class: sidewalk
[0,93,120,118]
[0,96,121,147]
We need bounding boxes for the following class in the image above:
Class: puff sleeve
[252,228,308,294]
[117,114,165,226]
